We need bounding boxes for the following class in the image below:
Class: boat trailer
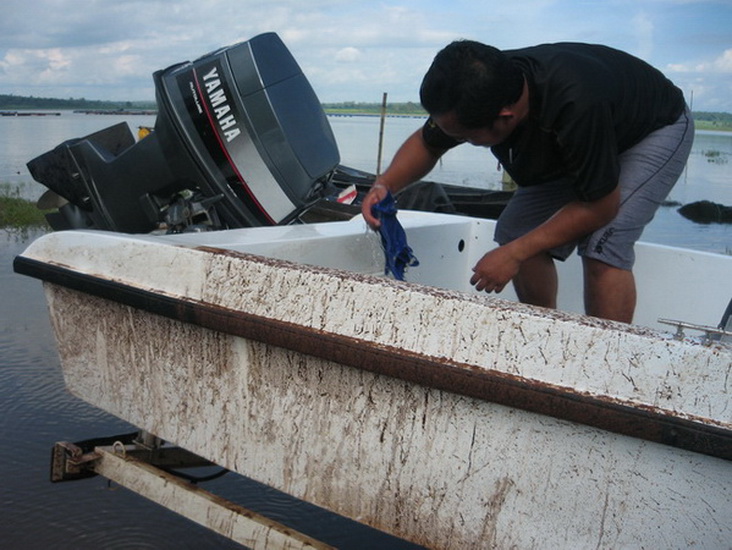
[51,431,334,550]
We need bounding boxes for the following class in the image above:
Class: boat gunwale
[14,253,732,462]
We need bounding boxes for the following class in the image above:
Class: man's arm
[361,129,447,228]
[470,187,621,292]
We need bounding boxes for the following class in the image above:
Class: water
[1,228,244,549]
[0,229,421,547]
[1,113,731,548]
[2,112,731,252]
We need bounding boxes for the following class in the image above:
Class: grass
[695,121,732,132]
[0,183,50,230]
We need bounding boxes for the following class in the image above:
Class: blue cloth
[371,192,419,280]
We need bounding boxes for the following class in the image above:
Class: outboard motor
[27,32,340,233]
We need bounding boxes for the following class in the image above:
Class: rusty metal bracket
[50,441,101,482]
[50,431,215,483]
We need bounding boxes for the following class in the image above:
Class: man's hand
[361,183,390,229]
[470,245,523,293]
[470,188,622,294]
[360,129,446,230]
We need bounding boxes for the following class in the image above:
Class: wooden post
[376,92,388,177]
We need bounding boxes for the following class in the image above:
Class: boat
[24,33,509,236]
[14,211,732,548]
[15,32,732,548]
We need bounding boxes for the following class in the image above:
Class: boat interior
[130,210,732,335]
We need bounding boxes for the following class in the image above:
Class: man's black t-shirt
[422,43,686,201]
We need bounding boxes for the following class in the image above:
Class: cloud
[1,0,731,110]
[1,48,72,83]
[668,49,732,73]
[664,48,732,111]
[631,12,654,60]
[335,47,361,63]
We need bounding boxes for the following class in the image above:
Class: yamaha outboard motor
[27,33,340,233]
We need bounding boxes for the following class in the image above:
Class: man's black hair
[420,40,524,129]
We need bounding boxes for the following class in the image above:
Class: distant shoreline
[693,122,732,132]
[322,112,731,131]
[0,97,730,131]
[325,111,426,119]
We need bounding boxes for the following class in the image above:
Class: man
[361,40,693,323]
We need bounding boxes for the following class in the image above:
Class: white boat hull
[16,211,732,548]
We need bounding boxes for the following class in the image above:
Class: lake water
[1,112,730,549]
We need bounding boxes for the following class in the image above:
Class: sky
[1,0,731,111]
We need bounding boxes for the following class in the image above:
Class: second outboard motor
[27,32,340,233]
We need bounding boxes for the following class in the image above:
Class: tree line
[693,111,732,130]
[323,103,732,128]
[2,94,730,128]
[0,94,429,115]
[322,101,426,115]
[0,94,156,111]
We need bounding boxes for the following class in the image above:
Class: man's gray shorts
[494,107,694,270]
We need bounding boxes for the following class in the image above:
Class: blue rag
[371,192,419,280]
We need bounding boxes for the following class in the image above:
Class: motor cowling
[27,33,340,233]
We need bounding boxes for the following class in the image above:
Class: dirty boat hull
[15,212,732,548]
